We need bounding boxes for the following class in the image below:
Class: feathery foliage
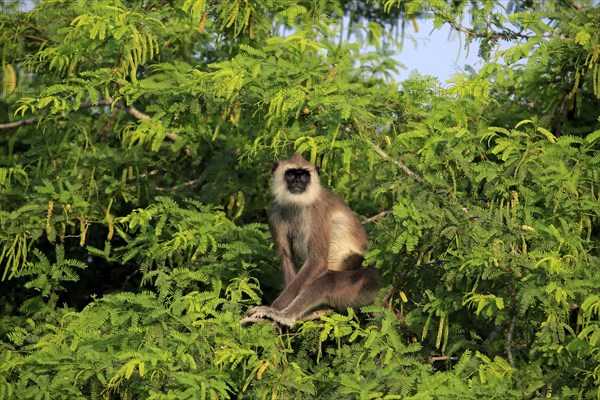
[1,0,599,398]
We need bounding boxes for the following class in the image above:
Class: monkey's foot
[242,306,296,327]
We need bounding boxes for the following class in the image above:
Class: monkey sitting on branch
[241,152,379,326]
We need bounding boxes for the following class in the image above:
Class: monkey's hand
[242,306,296,326]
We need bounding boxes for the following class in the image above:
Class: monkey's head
[272,152,321,206]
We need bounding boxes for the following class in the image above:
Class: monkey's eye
[285,171,296,180]
[285,169,310,182]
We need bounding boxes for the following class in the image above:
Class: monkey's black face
[285,169,311,194]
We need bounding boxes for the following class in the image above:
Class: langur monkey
[244,152,379,326]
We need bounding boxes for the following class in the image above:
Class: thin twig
[505,314,517,367]
[366,139,427,185]
[155,178,204,192]
[429,356,459,363]
[443,18,533,41]
[23,34,47,42]
[376,286,407,324]
[482,325,503,347]
[363,210,392,224]
[380,286,395,308]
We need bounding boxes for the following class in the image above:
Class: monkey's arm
[269,221,330,310]
[268,214,296,285]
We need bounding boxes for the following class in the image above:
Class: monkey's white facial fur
[272,153,321,206]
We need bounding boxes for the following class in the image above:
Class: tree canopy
[1,0,599,398]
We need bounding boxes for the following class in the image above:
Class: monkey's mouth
[289,187,305,194]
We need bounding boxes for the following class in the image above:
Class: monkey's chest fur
[274,194,367,272]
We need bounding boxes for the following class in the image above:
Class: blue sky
[394,19,482,83]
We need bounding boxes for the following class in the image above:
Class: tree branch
[0,98,189,154]
[124,104,182,144]
[0,118,39,130]
[125,104,150,121]
[0,99,113,130]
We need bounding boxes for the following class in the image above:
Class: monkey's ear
[271,162,279,174]
[315,165,321,176]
